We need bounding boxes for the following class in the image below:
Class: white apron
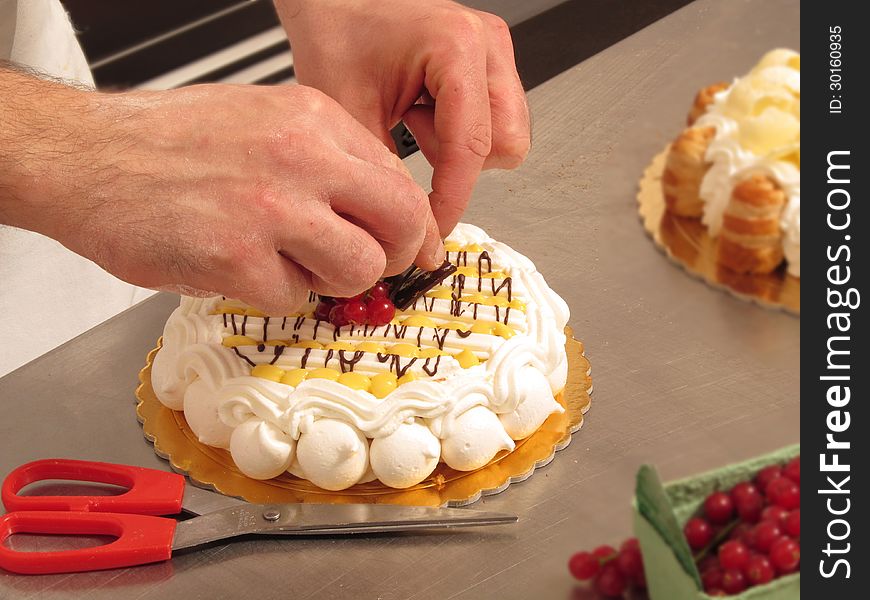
[1,0,154,376]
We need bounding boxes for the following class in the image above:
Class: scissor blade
[172,503,517,550]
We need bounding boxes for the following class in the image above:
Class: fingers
[328,154,445,274]
[276,201,387,298]
[404,15,530,173]
[423,31,492,237]
[477,11,531,170]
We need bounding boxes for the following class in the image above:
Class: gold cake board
[136,327,592,507]
[638,145,800,315]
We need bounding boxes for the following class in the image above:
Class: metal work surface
[0,0,799,597]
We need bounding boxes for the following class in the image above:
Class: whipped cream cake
[151,224,570,491]
[663,49,800,276]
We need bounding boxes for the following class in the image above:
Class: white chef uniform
[1,0,154,377]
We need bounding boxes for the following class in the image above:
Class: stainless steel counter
[0,0,799,597]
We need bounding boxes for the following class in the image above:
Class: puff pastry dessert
[662,49,800,277]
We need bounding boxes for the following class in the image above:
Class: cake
[662,49,800,277]
[151,224,570,491]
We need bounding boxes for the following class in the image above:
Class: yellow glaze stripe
[249,357,479,397]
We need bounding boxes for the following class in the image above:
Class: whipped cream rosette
[151,224,571,491]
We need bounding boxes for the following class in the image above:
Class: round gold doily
[135,328,591,507]
[638,146,800,315]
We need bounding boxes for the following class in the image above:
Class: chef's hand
[276,0,531,236]
[0,68,443,313]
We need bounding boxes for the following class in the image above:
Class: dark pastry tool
[386,261,458,311]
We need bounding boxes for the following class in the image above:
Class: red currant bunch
[685,455,800,596]
[314,280,396,327]
[568,538,646,597]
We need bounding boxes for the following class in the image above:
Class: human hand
[0,72,443,313]
[276,0,531,236]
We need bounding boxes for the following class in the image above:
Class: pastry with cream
[151,223,570,491]
[662,49,800,277]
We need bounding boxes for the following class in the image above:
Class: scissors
[0,459,517,575]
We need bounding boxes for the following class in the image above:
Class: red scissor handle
[1,459,185,515]
[0,510,176,574]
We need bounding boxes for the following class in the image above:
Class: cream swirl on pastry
[152,224,570,490]
[695,49,801,276]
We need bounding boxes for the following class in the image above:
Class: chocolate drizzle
[232,347,255,367]
[339,350,365,373]
[262,317,270,342]
[492,277,513,302]
[301,348,312,369]
[270,345,285,365]
[423,356,442,376]
[230,314,238,335]
[241,315,248,336]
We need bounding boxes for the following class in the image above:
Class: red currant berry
[567,551,599,581]
[753,521,783,553]
[328,304,350,327]
[745,555,775,585]
[366,298,396,326]
[701,566,724,592]
[684,517,714,550]
[736,492,764,523]
[698,556,720,573]
[784,456,800,484]
[620,537,640,552]
[769,537,800,573]
[731,482,761,504]
[616,543,644,579]
[314,301,334,322]
[592,544,617,562]
[719,540,751,571]
[721,568,747,594]
[595,562,627,597]
[766,477,800,510]
[369,281,391,299]
[761,505,789,526]
[633,567,647,590]
[730,522,756,547]
[342,300,368,325]
[755,464,783,490]
[784,509,800,538]
[704,491,735,524]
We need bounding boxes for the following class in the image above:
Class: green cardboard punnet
[633,444,800,600]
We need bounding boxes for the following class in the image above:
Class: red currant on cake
[328,303,350,327]
[342,299,368,325]
[369,281,391,299]
[366,298,396,326]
